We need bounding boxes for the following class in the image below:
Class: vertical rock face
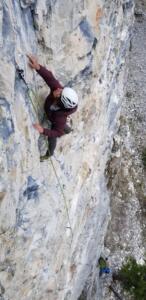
[101,0,146,299]
[0,1,134,300]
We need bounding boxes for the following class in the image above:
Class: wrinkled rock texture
[0,1,134,299]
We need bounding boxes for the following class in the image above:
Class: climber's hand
[27,54,40,70]
[33,123,44,133]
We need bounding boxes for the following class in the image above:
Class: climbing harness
[16,64,73,239]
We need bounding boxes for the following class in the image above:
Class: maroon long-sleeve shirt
[37,65,77,138]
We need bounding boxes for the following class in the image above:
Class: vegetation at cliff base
[142,148,146,168]
[117,257,146,300]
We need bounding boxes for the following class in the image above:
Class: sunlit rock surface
[0,1,134,299]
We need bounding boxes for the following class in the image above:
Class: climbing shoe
[40,151,50,162]
[64,125,73,134]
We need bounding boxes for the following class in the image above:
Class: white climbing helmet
[61,87,78,109]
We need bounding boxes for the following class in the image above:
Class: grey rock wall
[100,1,146,299]
[0,1,134,299]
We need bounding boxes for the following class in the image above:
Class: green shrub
[118,257,146,300]
[142,148,146,168]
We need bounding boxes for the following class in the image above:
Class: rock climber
[27,54,78,161]
[98,256,111,276]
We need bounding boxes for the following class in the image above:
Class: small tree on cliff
[113,257,146,300]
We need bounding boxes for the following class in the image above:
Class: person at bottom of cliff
[27,55,78,161]
[98,256,111,277]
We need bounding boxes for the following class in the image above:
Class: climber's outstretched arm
[37,66,63,91]
[27,54,63,91]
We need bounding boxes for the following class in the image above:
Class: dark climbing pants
[48,124,72,156]
[48,137,57,156]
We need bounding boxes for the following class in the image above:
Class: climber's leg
[40,124,72,162]
[40,137,57,161]
[48,137,57,156]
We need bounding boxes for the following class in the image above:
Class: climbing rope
[16,64,73,239]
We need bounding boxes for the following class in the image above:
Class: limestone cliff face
[0,1,134,300]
